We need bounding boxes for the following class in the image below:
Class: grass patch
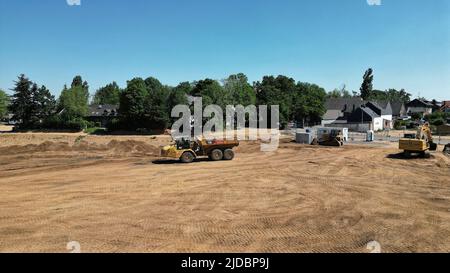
[84,127,107,135]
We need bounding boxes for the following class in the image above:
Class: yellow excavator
[399,123,437,158]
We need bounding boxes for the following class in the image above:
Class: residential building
[390,102,407,119]
[406,99,433,116]
[86,104,119,127]
[322,98,393,131]
[347,105,384,131]
[366,101,393,129]
[440,101,450,113]
[322,98,364,126]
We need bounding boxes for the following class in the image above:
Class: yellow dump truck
[161,138,239,163]
[399,123,437,157]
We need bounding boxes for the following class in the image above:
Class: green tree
[0,89,10,119]
[93,82,121,105]
[119,77,148,129]
[144,77,164,93]
[191,79,228,109]
[223,73,256,106]
[58,76,89,119]
[327,85,353,99]
[368,88,411,103]
[168,82,190,111]
[71,76,83,88]
[360,68,374,100]
[327,89,342,98]
[35,85,56,120]
[424,111,449,126]
[144,77,171,129]
[293,82,327,126]
[9,74,36,127]
[255,75,296,128]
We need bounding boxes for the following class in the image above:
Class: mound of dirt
[0,140,160,156]
[0,141,72,154]
[105,140,159,155]
[37,141,72,152]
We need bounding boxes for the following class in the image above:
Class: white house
[322,98,394,132]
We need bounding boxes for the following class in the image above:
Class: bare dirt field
[0,133,449,253]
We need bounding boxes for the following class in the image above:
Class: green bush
[40,116,90,131]
[394,120,408,130]
[84,127,107,135]
[431,118,445,126]
[106,118,125,132]
[411,112,423,120]
[424,112,449,126]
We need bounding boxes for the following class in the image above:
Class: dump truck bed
[198,139,239,155]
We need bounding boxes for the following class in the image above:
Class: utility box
[296,132,314,144]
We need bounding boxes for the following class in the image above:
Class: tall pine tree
[9,74,35,127]
[360,68,374,100]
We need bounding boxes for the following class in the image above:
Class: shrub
[40,116,89,131]
[394,120,407,130]
[106,118,125,132]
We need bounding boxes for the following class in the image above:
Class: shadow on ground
[152,158,212,165]
[387,153,434,160]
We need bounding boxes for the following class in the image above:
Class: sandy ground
[0,133,449,253]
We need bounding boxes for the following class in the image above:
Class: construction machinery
[444,144,450,155]
[160,138,239,163]
[399,123,437,158]
[315,129,344,147]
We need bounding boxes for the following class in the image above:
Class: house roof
[361,106,379,119]
[325,98,365,113]
[347,105,379,123]
[372,100,389,109]
[88,104,119,117]
[407,99,434,108]
[390,102,406,116]
[323,109,343,120]
[366,101,392,116]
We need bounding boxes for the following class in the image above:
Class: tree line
[327,68,412,104]
[0,68,418,132]
[2,73,328,131]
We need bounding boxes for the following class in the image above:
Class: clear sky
[0,0,449,100]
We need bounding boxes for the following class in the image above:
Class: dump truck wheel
[180,152,195,163]
[209,149,223,161]
[223,149,235,160]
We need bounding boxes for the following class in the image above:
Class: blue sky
[0,0,449,100]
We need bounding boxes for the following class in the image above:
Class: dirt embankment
[0,140,160,156]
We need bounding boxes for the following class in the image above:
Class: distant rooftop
[88,104,119,117]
